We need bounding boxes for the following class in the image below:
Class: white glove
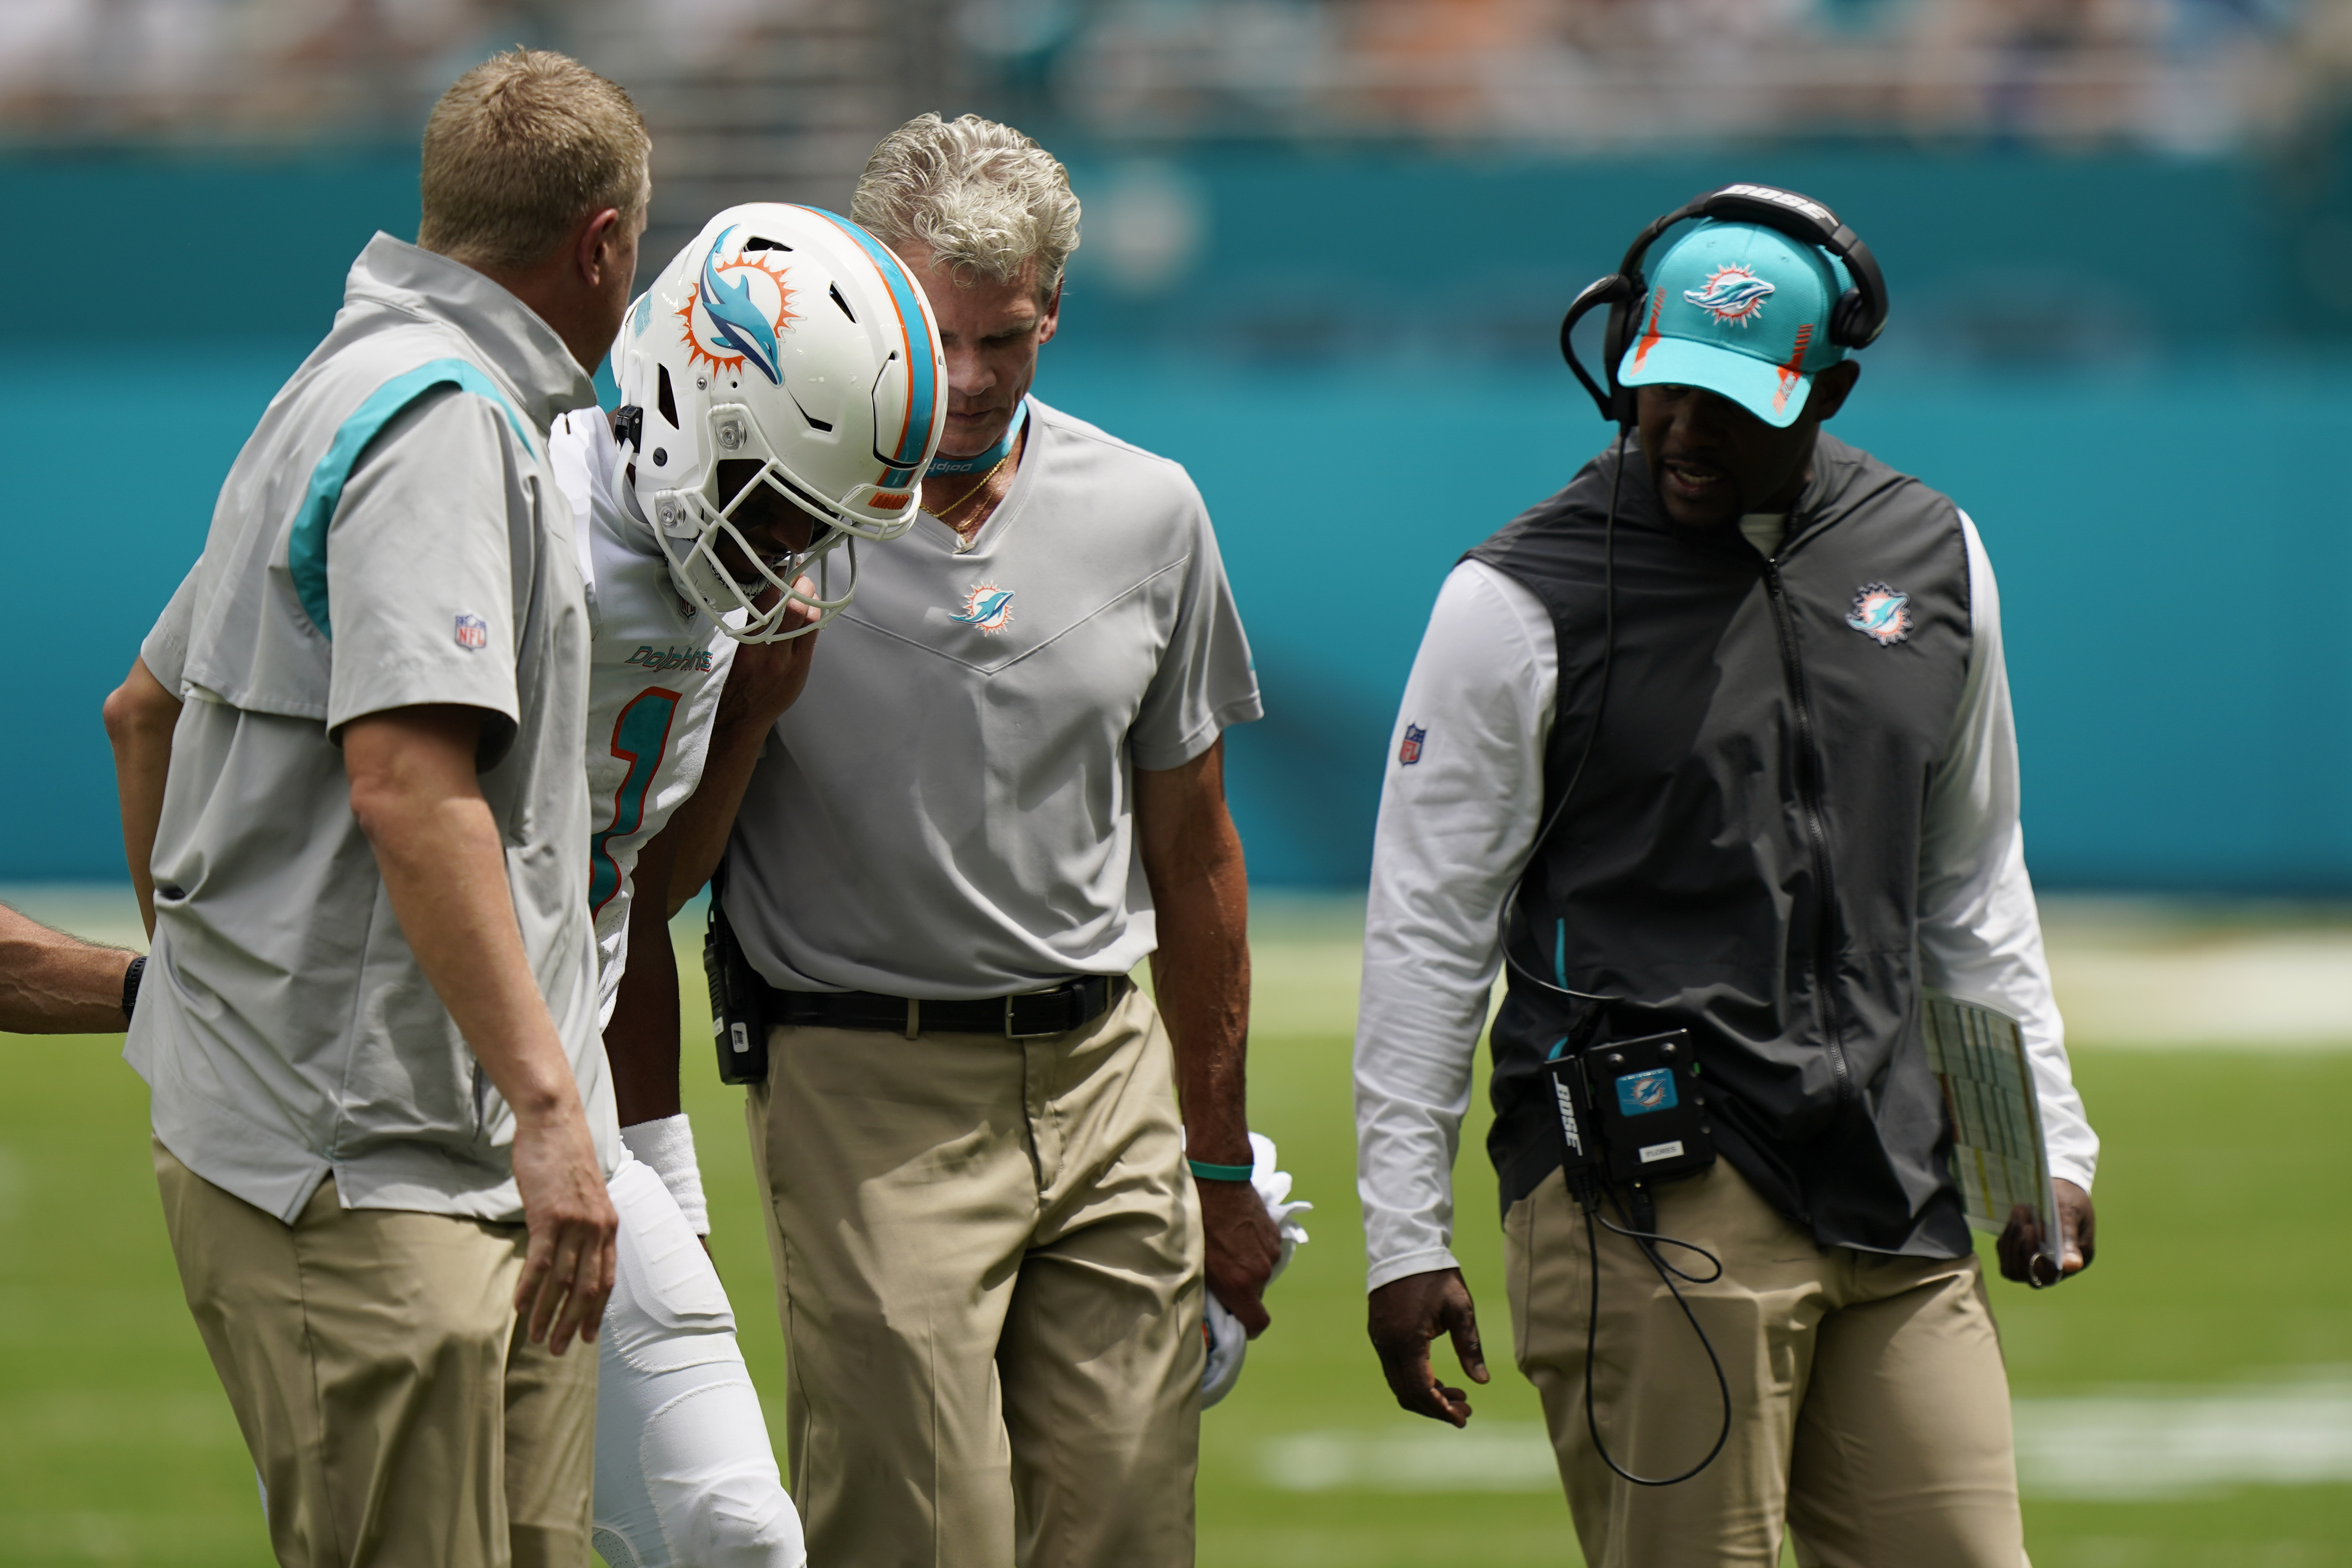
[1202,1131,1312,1408]
[619,1113,710,1236]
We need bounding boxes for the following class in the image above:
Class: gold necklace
[928,449,1012,526]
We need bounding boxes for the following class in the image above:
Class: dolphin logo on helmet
[698,227,786,384]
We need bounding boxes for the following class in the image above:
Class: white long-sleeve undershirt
[1352,516,2098,1294]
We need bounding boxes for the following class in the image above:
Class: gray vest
[1468,432,1975,1259]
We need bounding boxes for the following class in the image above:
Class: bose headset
[1558,182,1890,428]
[1504,185,1889,1490]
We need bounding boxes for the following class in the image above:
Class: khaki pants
[155,1140,598,1568]
[1506,1161,2023,1568]
[747,983,1204,1568]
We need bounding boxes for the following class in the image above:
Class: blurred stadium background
[3,2,2351,1565]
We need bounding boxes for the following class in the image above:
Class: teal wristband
[1188,1159,1255,1182]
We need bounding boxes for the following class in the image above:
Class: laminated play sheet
[1922,990,2061,1269]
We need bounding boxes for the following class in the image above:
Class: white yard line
[2010,1373,2352,1498]
[1259,1423,1560,1495]
[17,884,2352,1050]
[1255,1372,2352,1499]
[1242,895,2352,1051]
[2042,937,2352,1049]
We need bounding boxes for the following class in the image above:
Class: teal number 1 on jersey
[590,688,683,914]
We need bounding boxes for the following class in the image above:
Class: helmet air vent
[790,392,834,433]
[744,236,792,252]
[830,284,857,323]
[656,364,679,430]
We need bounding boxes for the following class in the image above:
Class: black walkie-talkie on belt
[1543,1029,1716,1198]
[704,891,770,1087]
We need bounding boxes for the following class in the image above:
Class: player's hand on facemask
[717,577,823,731]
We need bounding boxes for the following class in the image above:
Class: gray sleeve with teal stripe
[318,386,536,761]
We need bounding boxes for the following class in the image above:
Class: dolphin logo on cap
[1685,265,1775,327]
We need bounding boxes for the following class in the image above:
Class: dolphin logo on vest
[1846,583,1912,646]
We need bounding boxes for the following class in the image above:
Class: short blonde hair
[853,113,1080,299]
[418,49,649,272]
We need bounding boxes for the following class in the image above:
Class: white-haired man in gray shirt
[669,113,1279,1568]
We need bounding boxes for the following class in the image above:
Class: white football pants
[594,1158,806,1568]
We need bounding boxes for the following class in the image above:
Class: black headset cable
[1578,1178,1735,1487]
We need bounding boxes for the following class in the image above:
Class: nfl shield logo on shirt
[454,613,488,651]
[1399,723,1427,765]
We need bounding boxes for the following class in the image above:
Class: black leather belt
[763,975,1127,1039]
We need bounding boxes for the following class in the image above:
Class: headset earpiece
[1601,278,1641,427]
[1823,231,1887,348]
[1559,272,1638,425]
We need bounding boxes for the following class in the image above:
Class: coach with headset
[1353,187,2100,1566]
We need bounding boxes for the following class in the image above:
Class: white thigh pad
[608,1158,740,1375]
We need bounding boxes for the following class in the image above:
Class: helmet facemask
[643,399,860,644]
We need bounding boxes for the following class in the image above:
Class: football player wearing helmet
[666,115,1275,1568]
[108,200,946,1568]
[559,199,943,1568]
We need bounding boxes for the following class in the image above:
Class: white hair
[852,113,1081,300]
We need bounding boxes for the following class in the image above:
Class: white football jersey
[550,409,737,1025]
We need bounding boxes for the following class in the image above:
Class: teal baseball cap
[1615,219,1854,428]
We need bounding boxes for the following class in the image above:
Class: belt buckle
[1004,983,1072,1039]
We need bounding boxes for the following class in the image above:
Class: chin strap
[925,398,1029,475]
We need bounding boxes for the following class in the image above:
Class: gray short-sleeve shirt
[722,397,1262,999]
[321,392,531,749]
[126,236,617,1225]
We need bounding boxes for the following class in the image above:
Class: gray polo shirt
[127,234,619,1225]
[721,397,1262,999]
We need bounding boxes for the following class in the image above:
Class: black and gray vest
[1468,431,1976,1259]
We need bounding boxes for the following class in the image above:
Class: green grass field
[3,908,2348,1566]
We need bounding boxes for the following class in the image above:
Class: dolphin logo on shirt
[951,584,1015,634]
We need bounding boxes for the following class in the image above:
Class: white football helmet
[613,203,947,641]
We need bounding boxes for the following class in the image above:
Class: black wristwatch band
[121,954,145,1022]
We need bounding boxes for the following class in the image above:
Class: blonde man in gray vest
[120,52,644,1567]
[670,113,1279,1568]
